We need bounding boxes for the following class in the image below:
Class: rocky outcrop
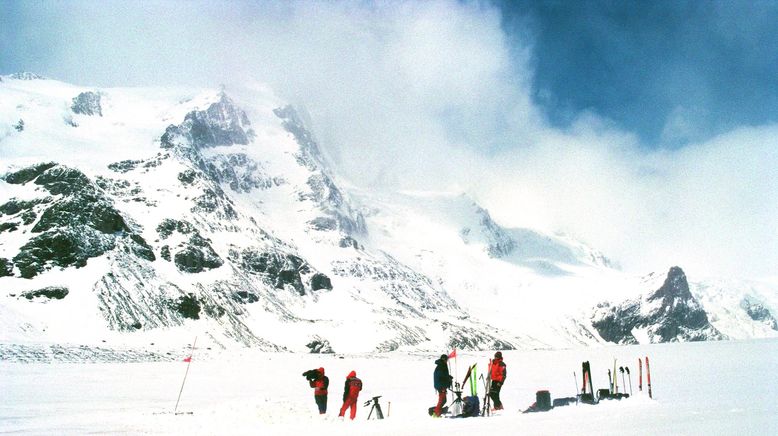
[21,287,69,300]
[71,91,103,116]
[741,296,778,330]
[460,204,516,258]
[156,219,222,273]
[1,258,14,277]
[306,336,334,353]
[2,163,155,278]
[592,267,724,344]
[161,92,255,150]
[236,248,331,296]
[9,72,45,80]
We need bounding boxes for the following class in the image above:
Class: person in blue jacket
[432,354,453,417]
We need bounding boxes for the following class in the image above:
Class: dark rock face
[157,219,222,273]
[310,273,333,291]
[238,248,331,296]
[0,258,13,277]
[108,160,142,173]
[13,229,111,278]
[21,286,69,300]
[71,91,103,116]
[741,297,778,330]
[174,244,223,273]
[306,337,334,354]
[175,294,201,319]
[160,245,171,261]
[4,162,57,185]
[0,198,48,216]
[161,93,255,150]
[178,169,197,185]
[2,163,155,278]
[233,290,259,304]
[14,119,24,132]
[592,267,723,344]
[0,222,19,233]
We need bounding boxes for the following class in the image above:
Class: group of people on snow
[431,351,506,417]
[303,351,506,419]
[302,368,363,419]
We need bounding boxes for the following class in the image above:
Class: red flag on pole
[183,356,192,363]
[448,348,457,359]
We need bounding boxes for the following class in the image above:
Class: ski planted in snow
[639,358,643,392]
[646,356,653,399]
[481,359,493,416]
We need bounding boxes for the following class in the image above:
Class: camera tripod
[448,382,464,417]
[364,395,384,419]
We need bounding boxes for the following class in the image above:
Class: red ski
[645,356,653,399]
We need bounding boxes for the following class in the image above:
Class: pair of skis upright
[460,360,493,417]
[481,359,492,416]
[638,356,653,398]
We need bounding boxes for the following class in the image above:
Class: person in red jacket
[338,370,363,420]
[489,351,507,410]
[310,367,329,414]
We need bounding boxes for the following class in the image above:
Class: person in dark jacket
[309,367,329,414]
[433,354,453,417]
[338,370,363,420]
[489,351,507,410]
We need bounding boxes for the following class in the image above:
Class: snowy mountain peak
[161,92,255,151]
[591,266,723,344]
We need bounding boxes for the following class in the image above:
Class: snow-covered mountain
[1,73,776,357]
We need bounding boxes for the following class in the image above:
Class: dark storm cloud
[501,0,778,146]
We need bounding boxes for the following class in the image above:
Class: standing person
[489,351,507,410]
[310,368,329,414]
[338,371,362,420]
[302,368,329,414]
[433,354,453,417]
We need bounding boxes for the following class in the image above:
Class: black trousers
[315,394,327,414]
[489,381,504,409]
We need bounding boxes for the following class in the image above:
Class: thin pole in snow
[574,371,579,397]
[174,336,197,414]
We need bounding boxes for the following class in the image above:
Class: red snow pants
[339,394,359,419]
[434,389,447,416]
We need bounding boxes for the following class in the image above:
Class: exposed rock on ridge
[592,266,724,344]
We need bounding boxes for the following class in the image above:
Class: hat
[494,351,502,359]
[439,354,448,361]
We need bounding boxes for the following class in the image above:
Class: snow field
[2,338,777,435]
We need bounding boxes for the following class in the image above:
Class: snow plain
[3,338,776,435]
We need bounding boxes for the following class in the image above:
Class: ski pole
[625,367,632,396]
[619,367,626,395]
[174,336,197,414]
[574,372,579,396]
